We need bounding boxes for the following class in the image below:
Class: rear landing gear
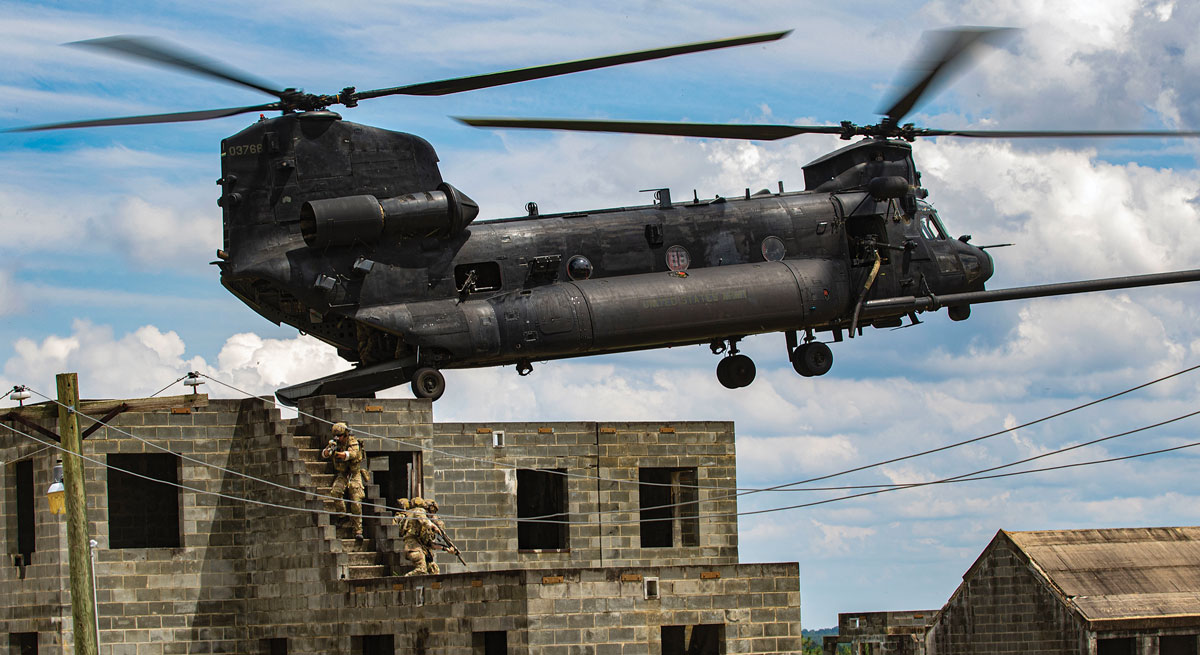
[410,367,446,401]
[787,330,834,377]
[713,338,756,389]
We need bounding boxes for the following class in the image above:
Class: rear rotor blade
[879,27,1015,123]
[357,30,791,100]
[455,117,840,140]
[68,35,287,98]
[6,103,281,132]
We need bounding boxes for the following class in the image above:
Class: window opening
[373,452,423,509]
[644,577,660,599]
[360,634,394,655]
[661,624,723,655]
[846,216,891,263]
[472,631,508,655]
[1161,635,1196,655]
[454,262,502,294]
[15,460,35,564]
[517,468,567,549]
[639,467,699,548]
[1098,637,1136,655]
[264,638,287,655]
[10,632,38,655]
[107,454,181,549]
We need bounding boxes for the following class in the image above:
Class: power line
[23,359,1199,523]
[8,403,1199,526]
[147,374,189,398]
[21,386,422,516]
[742,362,1200,497]
[738,440,1200,517]
[198,364,1199,500]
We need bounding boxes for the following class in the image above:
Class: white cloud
[739,435,859,478]
[97,194,221,267]
[0,321,345,401]
[0,269,24,318]
[807,519,877,554]
[213,332,351,392]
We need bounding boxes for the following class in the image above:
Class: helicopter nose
[956,243,993,289]
[977,247,994,285]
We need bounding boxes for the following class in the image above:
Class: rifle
[431,525,467,569]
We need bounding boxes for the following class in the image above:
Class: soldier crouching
[399,497,432,576]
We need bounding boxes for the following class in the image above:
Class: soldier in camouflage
[322,422,366,540]
[400,496,433,576]
[424,500,448,574]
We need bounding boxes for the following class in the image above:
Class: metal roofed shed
[927,526,1200,655]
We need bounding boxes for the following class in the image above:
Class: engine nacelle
[300,182,479,247]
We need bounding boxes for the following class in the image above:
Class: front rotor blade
[68,36,286,98]
[455,117,840,141]
[919,127,1200,139]
[6,103,281,132]
[357,30,790,100]
[880,27,1015,123]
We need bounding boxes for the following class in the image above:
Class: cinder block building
[2,394,801,654]
[926,527,1200,655]
[822,610,937,655]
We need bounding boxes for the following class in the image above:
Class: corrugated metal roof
[1006,527,1200,621]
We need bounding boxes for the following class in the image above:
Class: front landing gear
[712,338,756,389]
[410,367,446,401]
[787,330,834,377]
[791,342,833,377]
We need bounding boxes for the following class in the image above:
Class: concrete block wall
[4,395,802,655]
[523,562,802,655]
[2,397,263,654]
[429,421,604,571]
[296,399,741,574]
[1,414,70,655]
[336,563,801,655]
[925,538,1088,655]
[593,423,737,568]
[833,610,936,655]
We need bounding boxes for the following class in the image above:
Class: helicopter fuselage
[213,112,994,402]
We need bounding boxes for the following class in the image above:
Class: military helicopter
[13,29,1200,404]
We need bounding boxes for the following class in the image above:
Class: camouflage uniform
[400,497,434,576]
[322,423,366,539]
[425,500,447,575]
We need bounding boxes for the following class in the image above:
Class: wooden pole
[56,372,99,655]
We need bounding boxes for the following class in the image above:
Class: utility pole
[56,372,99,655]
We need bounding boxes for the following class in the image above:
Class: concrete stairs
[287,431,393,580]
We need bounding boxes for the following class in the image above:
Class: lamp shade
[47,481,65,515]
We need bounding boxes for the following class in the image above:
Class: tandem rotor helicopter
[13,28,1200,403]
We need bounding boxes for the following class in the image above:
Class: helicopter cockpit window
[454,262,502,294]
[919,212,948,240]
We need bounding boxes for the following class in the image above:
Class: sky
[4,0,1200,629]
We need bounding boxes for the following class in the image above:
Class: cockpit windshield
[916,201,948,240]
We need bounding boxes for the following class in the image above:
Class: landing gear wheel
[792,342,833,377]
[717,354,756,388]
[410,367,445,401]
[716,357,736,389]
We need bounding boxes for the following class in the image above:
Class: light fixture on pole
[47,459,65,515]
[11,385,32,406]
[183,372,204,393]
